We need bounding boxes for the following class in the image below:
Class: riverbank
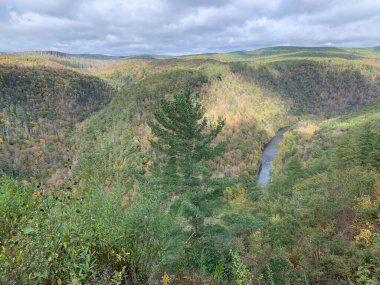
[257,127,289,186]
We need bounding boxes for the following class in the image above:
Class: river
[257,127,288,186]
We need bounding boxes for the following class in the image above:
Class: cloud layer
[1,0,380,55]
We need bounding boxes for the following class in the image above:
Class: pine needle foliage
[148,88,226,236]
[149,88,225,190]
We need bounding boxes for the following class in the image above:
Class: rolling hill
[0,47,379,284]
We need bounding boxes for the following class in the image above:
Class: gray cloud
[0,0,379,55]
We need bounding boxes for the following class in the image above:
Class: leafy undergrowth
[1,101,378,284]
[253,102,380,284]
[0,48,379,284]
[0,178,174,284]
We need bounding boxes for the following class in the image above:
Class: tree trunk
[191,215,198,237]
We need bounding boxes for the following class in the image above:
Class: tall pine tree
[148,88,225,236]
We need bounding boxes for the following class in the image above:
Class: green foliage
[149,87,226,237]
[149,88,225,189]
[0,177,31,239]
[76,69,208,190]
[231,250,252,285]
[230,60,379,116]
[1,48,380,284]
[336,121,380,169]
[250,103,380,284]
[0,64,113,182]
[0,176,174,284]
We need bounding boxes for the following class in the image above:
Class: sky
[1,0,380,55]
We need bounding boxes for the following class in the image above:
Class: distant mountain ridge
[2,50,169,60]
[0,43,379,284]
[1,45,379,59]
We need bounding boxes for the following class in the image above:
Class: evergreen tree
[148,88,225,236]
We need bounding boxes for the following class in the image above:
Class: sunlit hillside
[0,47,379,284]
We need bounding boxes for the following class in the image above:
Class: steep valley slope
[0,47,379,284]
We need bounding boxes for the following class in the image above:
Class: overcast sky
[1,0,379,55]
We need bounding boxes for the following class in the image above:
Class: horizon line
[1,44,379,58]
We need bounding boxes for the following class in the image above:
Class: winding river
[257,127,288,186]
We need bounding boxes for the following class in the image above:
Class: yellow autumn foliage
[297,124,319,142]
[269,214,282,225]
[356,196,376,210]
[225,185,247,206]
[355,228,372,246]
[161,272,171,285]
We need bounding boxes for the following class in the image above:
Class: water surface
[257,128,288,186]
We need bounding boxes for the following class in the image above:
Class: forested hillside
[247,103,380,284]
[0,64,113,183]
[0,47,379,284]
[230,61,379,115]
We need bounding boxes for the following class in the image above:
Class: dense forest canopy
[0,47,379,284]
[0,64,113,183]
